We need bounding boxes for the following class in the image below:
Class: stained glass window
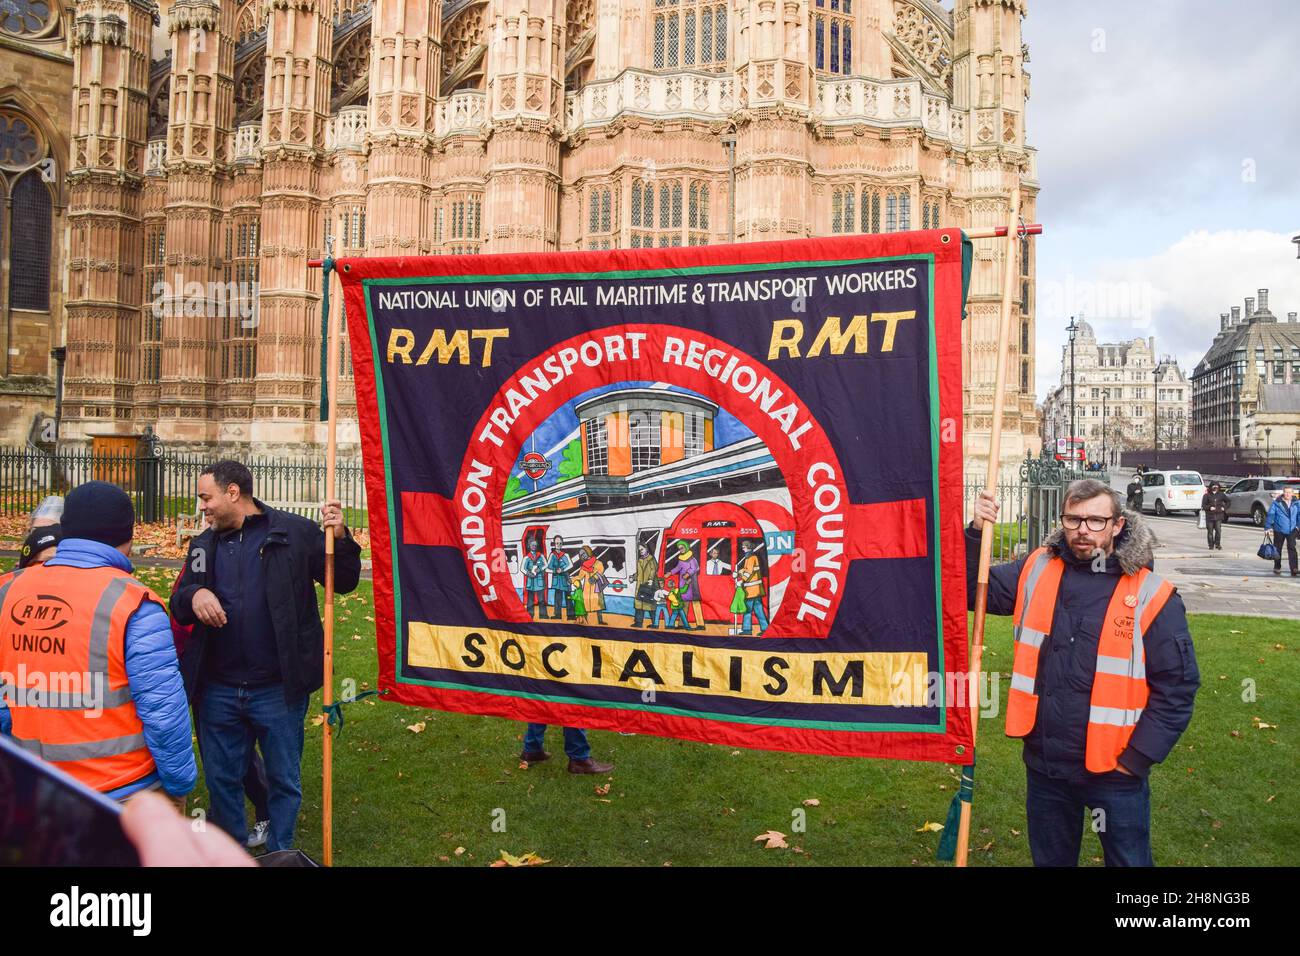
[813,5,852,75]
[9,170,51,311]
[0,0,55,38]
[0,112,42,169]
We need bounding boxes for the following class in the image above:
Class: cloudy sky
[1018,0,1300,400]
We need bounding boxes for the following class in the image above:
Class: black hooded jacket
[966,510,1200,779]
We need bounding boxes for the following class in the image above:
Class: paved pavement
[1108,468,1300,619]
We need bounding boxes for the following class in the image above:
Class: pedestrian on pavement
[170,460,361,852]
[969,478,1200,866]
[0,481,197,801]
[1126,473,1144,512]
[1201,482,1229,551]
[1264,484,1300,577]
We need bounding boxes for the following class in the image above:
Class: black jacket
[966,511,1199,779]
[170,500,363,705]
[1125,479,1144,504]
[1201,491,1229,519]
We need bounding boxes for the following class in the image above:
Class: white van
[1139,470,1207,516]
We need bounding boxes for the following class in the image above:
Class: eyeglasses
[1060,514,1115,532]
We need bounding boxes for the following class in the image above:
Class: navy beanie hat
[61,481,135,548]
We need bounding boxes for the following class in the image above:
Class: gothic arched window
[9,169,53,310]
[1,0,60,40]
[0,112,42,168]
[2,109,54,314]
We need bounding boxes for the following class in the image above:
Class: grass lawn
[133,569,1297,867]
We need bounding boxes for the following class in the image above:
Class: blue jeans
[1025,766,1154,866]
[523,724,591,760]
[742,596,769,634]
[192,707,270,821]
[199,682,309,852]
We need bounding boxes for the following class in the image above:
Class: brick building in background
[1,0,1040,474]
[1039,319,1191,468]
[1191,288,1300,467]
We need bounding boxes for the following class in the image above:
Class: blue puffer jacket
[0,539,197,799]
[1265,497,1300,536]
[966,511,1200,780]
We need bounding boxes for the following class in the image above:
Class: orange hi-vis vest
[1007,547,1175,773]
[0,562,166,793]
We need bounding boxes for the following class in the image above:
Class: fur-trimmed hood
[1041,508,1156,576]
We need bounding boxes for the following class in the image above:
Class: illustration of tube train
[500,386,795,630]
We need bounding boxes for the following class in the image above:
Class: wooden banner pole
[319,242,340,867]
[955,193,1023,867]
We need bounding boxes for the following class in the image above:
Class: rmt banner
[339,232,974,762]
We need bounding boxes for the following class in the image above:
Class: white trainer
[245,820,270,849]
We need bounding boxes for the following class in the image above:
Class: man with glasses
[968,478,1200,866]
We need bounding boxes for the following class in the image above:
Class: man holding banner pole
[172,461,362,852]
[969,478,1199,866]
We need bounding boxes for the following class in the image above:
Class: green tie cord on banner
[935,755,976,863]
[321,690,381,737]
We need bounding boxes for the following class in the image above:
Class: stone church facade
[2,0,1040,472]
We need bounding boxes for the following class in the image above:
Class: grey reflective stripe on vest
[1012,550,1054,646]
[14,732,148,762]
[1130,571,1167,671]
[87,576,131,678]
[1089,705,1143,727]
[1095,653,1146,680]
[1010,550,1055,698]
[1017,627,1046,649]
[0,682,134,710]
[1010,672,1036,695]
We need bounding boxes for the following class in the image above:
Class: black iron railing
[0,445,369,529]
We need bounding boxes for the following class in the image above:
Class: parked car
[1140,470,1207,516]
[1224,476,1300,526]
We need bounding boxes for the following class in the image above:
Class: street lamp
[1265,426,1272,472]
[1152,365,1160,470]
[1067,316,1078,467]
[1102,390,1108,468]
